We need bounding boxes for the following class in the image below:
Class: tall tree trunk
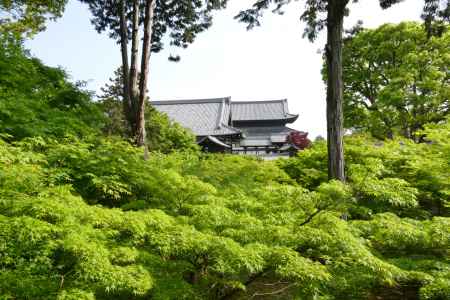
[135,0,156,149]
[118,0,132,135]
[325,0,347,181]
[129,0,140,130]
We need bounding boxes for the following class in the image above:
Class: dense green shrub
[279,121,450,218]
[1,123,449,299]
[97,97,199,154]
[145,106,199,154]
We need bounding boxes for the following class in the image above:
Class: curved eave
[280,143,301,151]
[285,114,299,123]
[198,132,241,138]
[197,136,231,148]
[214,132,242,137]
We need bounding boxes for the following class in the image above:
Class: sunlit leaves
[1,120,450,299]
[341,22,450,139]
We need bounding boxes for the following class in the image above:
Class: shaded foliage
[0,35,105,140]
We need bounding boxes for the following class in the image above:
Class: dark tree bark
[118,0,132,135]
[325,0,348,181]
[136,0,156,149]
[129,0,140,131]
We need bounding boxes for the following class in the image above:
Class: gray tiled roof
[150,98,298,137]
[231,99,298,122]
[151,97,240,136]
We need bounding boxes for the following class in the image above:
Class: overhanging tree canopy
[81,0,228,148]
[0,0,67,37]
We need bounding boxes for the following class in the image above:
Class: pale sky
[25,0,423,138]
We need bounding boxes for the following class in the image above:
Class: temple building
[151,97,309,158]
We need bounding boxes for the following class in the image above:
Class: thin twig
[262,280,290,286]
[250,284,295,298]
[59,275,64,289]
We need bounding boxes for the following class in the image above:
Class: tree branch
[298,208,322,226]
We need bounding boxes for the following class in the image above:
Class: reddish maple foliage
[288,131,311,149]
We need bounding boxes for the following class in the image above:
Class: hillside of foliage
[1,36,450,300]
[1,120,449,300]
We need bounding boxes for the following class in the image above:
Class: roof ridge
[216,98,225,129]
[151,97,230,105]
[231,99,287,104]
[220,123,241,133]
[282,98,288,116]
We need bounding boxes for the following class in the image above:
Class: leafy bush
[0,35,105,140]
[1,128,449,299]
[145,106,199,154]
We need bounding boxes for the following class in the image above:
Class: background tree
[97,67,128,137]
[81,0,228,149]
[236,0,449,181]
[340,22,449,140]
[97,67,199,153]
[0,0,67,37]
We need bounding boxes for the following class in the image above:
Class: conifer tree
[422,0,450,37]
[81,0,228,149]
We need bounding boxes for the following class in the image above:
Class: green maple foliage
[1,118,449,299]
[340,22,450,140]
